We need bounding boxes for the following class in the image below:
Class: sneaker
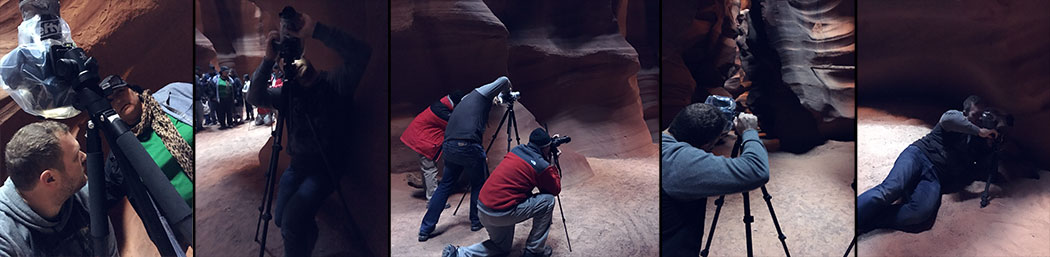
[441,244,458,257]
[405,173,425,189]
[522,246,552,257]
[470,223,484,232]
[418,233,430,242]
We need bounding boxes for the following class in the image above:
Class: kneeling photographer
[0,1,191,255]
[660,102,770,256]
[442,128,563,257]
[246,6,372,257]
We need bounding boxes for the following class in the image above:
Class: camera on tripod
[704,95,738,132]
[274,6,305,80]
[977,109,1012,148]
[498,90,520,105]
[45,44,99,93]
[551,135,571,148]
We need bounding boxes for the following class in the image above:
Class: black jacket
[248,22,372,164]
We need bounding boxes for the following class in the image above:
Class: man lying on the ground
[661,103,769,257]
[857,95,1008,234]
[0,121,119,256]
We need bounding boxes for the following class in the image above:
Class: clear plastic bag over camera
[0,15,80,119]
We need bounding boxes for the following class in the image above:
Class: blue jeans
[858,146,942,233]
[274,161,336,257]
[420,140,487,236]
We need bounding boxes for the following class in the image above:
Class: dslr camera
[551,134,571,148]
[273,7,305,67]
[704,95,738,132]
[976,108,1013,149]
[499,90,521,105]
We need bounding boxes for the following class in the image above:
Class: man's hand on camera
[264,31,280,61]
[283,13,315,40]
[734,113,759,136]
[979,128,998,139]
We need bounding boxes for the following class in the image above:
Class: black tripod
[58,48,191,256]
[253,100,287,257]
[980,145,1002,208]
[453,100,521,216]
[546,127,572,252]
[700,135,790,257]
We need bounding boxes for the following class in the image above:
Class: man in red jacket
[400,90,466,203]
[442,128,561,257]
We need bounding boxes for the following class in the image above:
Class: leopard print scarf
[130,90,194,181]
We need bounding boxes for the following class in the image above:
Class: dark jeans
[419,139,487,236]
[216,97,233,127]
[274,161,336,257]
[858,145,942,234]
[245,101,255,120]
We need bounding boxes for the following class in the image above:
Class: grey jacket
[660,130,769,256]
[0,179,118,257]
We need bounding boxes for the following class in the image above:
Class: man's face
[107,87,142,125]
[966,105,984,124]
[56,132,87,196]
[541,145,552,161]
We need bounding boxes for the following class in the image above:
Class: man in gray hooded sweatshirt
[0,121,118,256]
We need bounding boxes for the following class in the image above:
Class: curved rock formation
[392,0,656,165]
[662,0,856,153]
[0,0,192,181]
[858,0,1050,171]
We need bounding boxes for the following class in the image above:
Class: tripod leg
[980,155,997,208]
[844,236,856,257]
[509,107,521,146]
[257,115,286,257]
[453,190,468,216]
[760,186,790,256]
[700,195,726,257]
[485,107,512,155]
[505,105,515,152]
[556,195,572,252]
[742,192,754,257]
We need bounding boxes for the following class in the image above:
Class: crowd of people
[194,65,276,131]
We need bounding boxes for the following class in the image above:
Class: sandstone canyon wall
[392,0,658,166]
[0,0,193,177]
[663,0,856,153]
[858,0,1050,171]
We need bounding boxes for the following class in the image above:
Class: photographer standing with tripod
[661,102,769,256]
[442,128,562,257]
[246,6,372,257]
[418,76,512,242]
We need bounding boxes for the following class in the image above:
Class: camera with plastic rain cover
[705,95,739,132]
